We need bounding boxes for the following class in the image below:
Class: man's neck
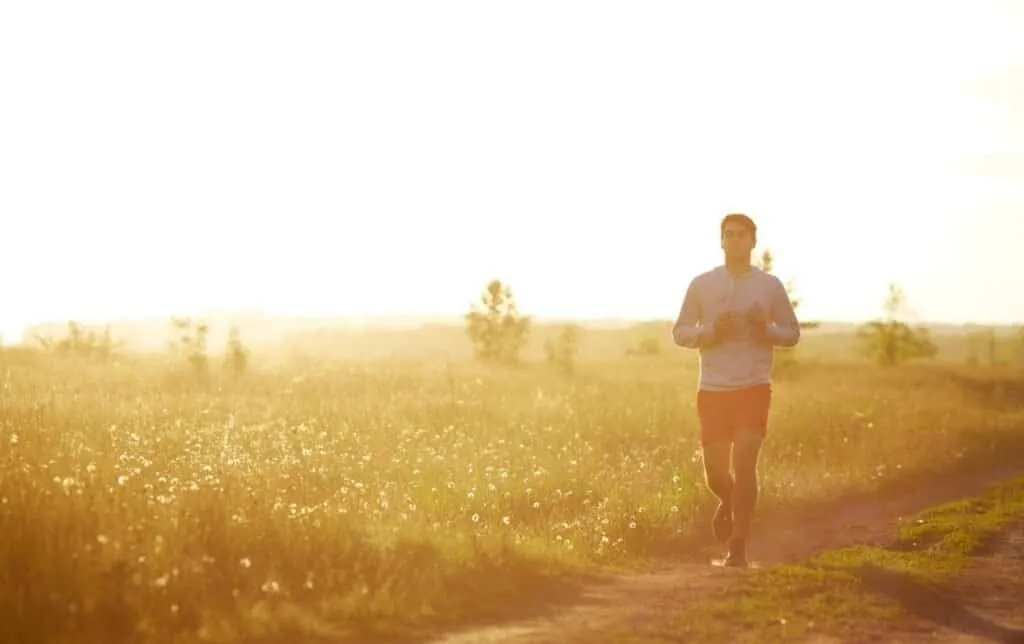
[725,259,751,275]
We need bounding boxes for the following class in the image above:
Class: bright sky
[2,1,1023,342]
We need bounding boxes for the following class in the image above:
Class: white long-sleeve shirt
[672,265,800,391]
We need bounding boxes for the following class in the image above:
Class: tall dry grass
[1,345,1022,642]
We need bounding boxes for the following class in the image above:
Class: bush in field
[755,249,819,330]
[626,335,662,357]
[169,317,209,375]
[32,321,118,361]
[465,279,531,364]
[544,324,582,374]
[965,326,1001,365]
[624,322,664,357]
[1015,325,1024,364]
[225,326,249,375]
[857,282,938,366]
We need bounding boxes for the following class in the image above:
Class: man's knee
[705,465,732,490]
[734,429,763,453]
[701,441,733,489]
[732,430,763,482]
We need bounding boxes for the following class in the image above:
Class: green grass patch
[614,475,1024,643]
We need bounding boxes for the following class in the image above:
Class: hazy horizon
[15,305,1023,332]
[3,1,1023,344]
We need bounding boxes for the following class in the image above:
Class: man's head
[720,213,757,263]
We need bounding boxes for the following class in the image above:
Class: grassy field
[2,325,1024,642]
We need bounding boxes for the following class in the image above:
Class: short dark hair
[720,213,756,239]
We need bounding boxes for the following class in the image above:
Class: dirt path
[849,520,1024,643]
[431,465,1024,644]
[942,523,1024,642]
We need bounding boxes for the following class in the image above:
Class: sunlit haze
[2,1,1023,344]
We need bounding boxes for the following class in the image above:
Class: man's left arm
[766,276,800,347]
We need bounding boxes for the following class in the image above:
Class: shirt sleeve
[766,276,800,347]
[672,277,711,348]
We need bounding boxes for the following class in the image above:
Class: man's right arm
[672,277,712,349]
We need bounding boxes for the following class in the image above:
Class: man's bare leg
[727,429,764,565]
[701,440,734,541]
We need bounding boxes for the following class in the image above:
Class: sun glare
[1,2,1022,331]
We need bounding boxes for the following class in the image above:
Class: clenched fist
[710,311,743,344]
[746,304,769,342]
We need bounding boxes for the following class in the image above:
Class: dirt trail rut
[938,523,1024,642]
[855,520,1024,643]
[431,465,1024,644]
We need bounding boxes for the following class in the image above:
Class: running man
[671,213,801,567]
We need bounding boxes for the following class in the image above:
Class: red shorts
[696,383,772,445]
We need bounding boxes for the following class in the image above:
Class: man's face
[721,220,755,260]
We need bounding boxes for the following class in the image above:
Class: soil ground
[864,523,1024,643]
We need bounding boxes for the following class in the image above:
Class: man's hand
[746,305,770,343]
[708,311,742,345]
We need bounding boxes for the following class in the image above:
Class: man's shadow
[857,564,1024,643]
